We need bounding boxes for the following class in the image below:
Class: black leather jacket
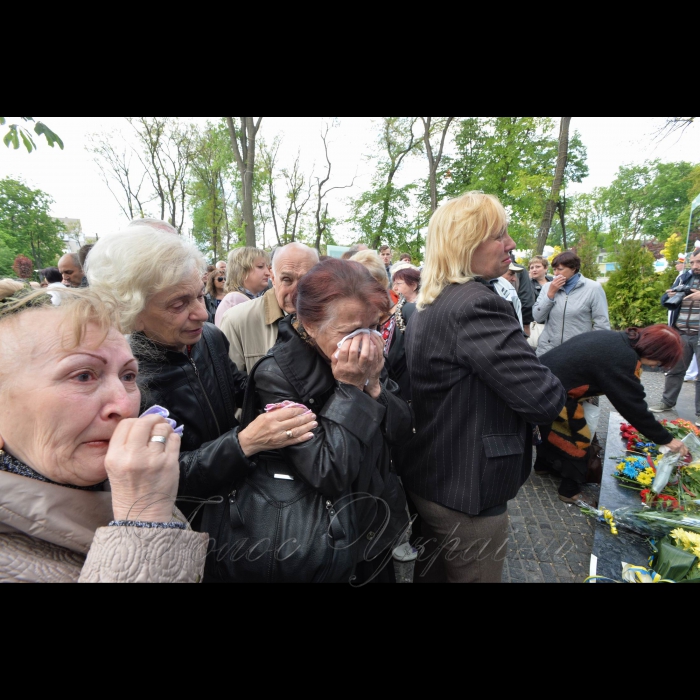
[663,270,698,328]
[386,301,416,402]
[204,294,218,325]
[132,324,253,512]
[251,317,411,555]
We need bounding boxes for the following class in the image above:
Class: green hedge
[604,242,670,329]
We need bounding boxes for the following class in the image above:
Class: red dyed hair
[295,258,391,328]
[393,267,422,291]
[627,325,683,368]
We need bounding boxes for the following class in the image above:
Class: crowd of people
[0,193,690,584]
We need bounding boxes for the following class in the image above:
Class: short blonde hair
[0,285,117,383]
[529,255,549,270]
[350,250,390,290]
[225,247,270,294]
[86,225,205,334]
[418,192,508,310]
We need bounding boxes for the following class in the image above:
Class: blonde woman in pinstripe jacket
[404,193,567,584]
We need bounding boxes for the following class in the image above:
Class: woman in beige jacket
[0,282,208,583]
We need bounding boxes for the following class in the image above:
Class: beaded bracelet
[109,521,187,531]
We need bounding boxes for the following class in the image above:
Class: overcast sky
[1,117,698,244]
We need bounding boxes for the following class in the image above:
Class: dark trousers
[409,493,509,584]
[663,333,700,414]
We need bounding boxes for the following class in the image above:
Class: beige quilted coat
[0,470,208,584]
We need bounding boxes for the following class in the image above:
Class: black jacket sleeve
[204,295,217,325]
[516,268,535,327]
[178,429,254,501]
[595,360,674,446]
[253,361,391,501]
[208,324,248,408]
[228,357,248,408]
[375,372,414,447]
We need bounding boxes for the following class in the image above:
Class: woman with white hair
[404,192,567,584]
[0,282,208,583]
[214,247,271,327]
[86,227,318,569]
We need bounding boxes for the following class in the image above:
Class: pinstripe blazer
[404,280,567,516]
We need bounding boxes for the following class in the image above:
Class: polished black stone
[591,412,651,582]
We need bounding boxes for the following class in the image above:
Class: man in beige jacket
[220,243,319,373]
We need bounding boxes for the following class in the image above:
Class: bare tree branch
[657,117,696,140]
[314,122,356,252]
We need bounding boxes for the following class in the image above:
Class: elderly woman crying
[86,225,316,581]
[0,282,209,583]
[204,259,413,583]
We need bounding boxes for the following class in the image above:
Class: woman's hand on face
[364,333,386,400]
[106,415,181,523]
[548,275,567,299]
[667,438,690,458]
[332,334,378,391]
[238,407,318,458]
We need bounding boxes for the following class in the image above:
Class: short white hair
[272,242,319,275]
[216,260,227,268]
[128,218,179,235]
[86,226,205,333]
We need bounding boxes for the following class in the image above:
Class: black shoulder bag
[203,354,357,584]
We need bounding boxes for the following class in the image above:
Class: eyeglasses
[217,278,225,283]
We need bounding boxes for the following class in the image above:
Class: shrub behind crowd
[604,242,668,329]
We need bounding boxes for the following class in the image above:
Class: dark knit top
[539,330,673,446]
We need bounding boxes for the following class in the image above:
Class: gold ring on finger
[286,430,294,440]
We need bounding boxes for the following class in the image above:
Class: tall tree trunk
[535,117,572,255]
[226,117,263,248]
[558,199,568,250]
[420,117,455,213]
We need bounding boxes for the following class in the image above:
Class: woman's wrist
[238,428,257,458]
[337,379,366,392]
[111,503,174,523]
[365,381,382,400]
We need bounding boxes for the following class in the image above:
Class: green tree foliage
[604,242,667,329]
[0,238,15,275]
[550,191,606,251]
[681,165,700,237]
[601,161,697,243]
[0,178,66,276]
[1,117,63,152]
[656,234,689,290]
[573,236,600,282]
[352,183,419,254]
[442,117,588,249]
[189,122,239,262]
[663,234,686,267]
[350,117,423,257]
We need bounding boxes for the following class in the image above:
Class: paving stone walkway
[503,368,674,583]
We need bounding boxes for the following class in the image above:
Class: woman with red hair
[536,325,690,504]
[204,259,412,583]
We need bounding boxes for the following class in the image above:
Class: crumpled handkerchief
[265,401,314,416]
[335,329,383,360]
[140,405,185,437]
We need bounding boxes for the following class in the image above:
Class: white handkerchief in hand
[335,329,383,360]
